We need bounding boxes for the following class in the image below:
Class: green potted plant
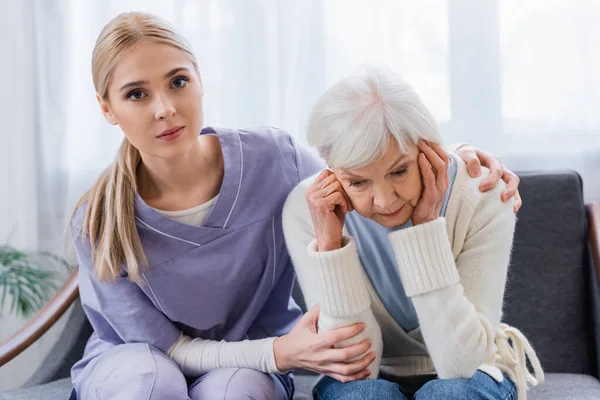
[0,245,72,318]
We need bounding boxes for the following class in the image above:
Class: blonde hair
[307,65,442,170]
[70,12,198,282]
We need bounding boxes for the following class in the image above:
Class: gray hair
[307,66,442,169]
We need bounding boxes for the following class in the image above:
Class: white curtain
[0,0,69,390]
[1,0,599,390]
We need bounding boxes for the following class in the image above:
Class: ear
[96,94,118,125]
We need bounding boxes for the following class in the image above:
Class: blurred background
[0,0,599,390]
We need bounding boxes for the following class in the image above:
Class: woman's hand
[412,141,450,226]
[273,305,374,382]
[306,170,354,252]
[455,144,522,212]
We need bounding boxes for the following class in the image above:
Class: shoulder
[231,126,324,180]
[234,126,298,164]
[68,201,88,239]
[446,153,515,232]
[237,126,293,146]
[66,201,95,266]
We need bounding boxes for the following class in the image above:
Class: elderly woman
[282,67,544,400]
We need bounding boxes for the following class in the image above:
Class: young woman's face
[334,140,423,228]
[99,42,204,159]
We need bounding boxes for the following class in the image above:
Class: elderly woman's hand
[455,144,522,212]
[306,170,354,252]
[412,141,450,226]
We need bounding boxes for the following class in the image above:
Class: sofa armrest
[587,202,600,285]
[0,268,79,367]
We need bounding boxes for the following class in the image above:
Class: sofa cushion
[528,373,600,400]
[504,172,599,375]
[0,378,71,400]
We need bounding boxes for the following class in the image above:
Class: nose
[373,184,399,212]
[154,94,176,120]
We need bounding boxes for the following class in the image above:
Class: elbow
[433,315,496,380]
[433,344,489,380]
[435,360,480,380]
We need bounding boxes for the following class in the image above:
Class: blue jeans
[313,371,516,400]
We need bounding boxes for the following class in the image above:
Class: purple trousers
[73,343,287,400]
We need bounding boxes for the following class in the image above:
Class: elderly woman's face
[334,140,423,228]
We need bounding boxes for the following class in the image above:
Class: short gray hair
[307,66,442,169]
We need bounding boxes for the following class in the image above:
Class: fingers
[478,151,503,191]
[428,141,450,166]
[326,192,350,214]
[326,368,372,383]
[513,191,522,213]
[304,304,320,317]
[418,152,436,195]
[321,180,344,197]
[325,352,376,378]
[456,144,481,177]
[321,323,366,347]
[500,171,520,202]
[314,169,334,185]
[418,141,447,173]
[300,305,320,330]
[479,163,502,192]
[324,338,372,362]
[418,141,448,194]
[315,175,354,213]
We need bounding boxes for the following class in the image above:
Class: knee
[190,368,280,400]
[224,369,279,399]
[414,372,514,400]
[81,343,188,400]
[146,345,189,400]
[313,376,405,400]
[415,378,470,400]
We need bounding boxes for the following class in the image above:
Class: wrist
[316,235,342,252]
[412,215,437,226]
[273,335,293,371]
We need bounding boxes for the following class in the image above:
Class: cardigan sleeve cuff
[388,218,459,297]
[307,236,372,317]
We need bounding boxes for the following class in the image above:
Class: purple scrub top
[69,127,324,398]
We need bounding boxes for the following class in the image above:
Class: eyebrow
[341,154,410,180]
[386,154,410,171]
[118,67,191,92]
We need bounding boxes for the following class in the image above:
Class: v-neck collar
[134,127,243,245]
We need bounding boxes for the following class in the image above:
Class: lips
[381,203,406,218]
[157,126,184,138]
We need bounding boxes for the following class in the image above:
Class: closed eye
[392,168,408,176]
[348,180,365,188]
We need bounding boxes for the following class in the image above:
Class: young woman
[283,67,543,400]
[68,12,523,400]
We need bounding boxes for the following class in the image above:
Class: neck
[137,135,224,208]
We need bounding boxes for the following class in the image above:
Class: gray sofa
[2,171,600,399]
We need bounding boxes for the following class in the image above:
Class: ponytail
[70,138,147,282]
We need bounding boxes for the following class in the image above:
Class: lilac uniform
[69,127,325,400]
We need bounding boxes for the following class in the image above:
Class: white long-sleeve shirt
[154,195,281,376]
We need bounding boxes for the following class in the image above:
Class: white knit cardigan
[282,153,544,400]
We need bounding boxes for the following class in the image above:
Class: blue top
[344,156,457,331]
